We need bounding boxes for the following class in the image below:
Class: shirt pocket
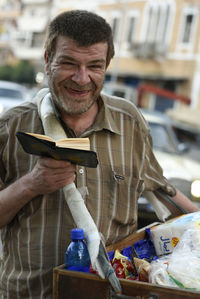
[105,166,144,226]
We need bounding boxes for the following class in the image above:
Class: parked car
[138,109,200,227]
[0,80,27,114]
[168,114,200,163]
[102,82,137,105]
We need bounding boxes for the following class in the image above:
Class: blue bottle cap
[71,228,84,240]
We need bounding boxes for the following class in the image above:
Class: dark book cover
[16,131,98,168]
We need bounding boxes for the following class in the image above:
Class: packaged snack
[133,257,150,282]
[112,250,137,279]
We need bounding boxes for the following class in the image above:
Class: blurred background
[0,0,200,230]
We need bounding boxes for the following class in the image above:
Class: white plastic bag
[167,223,200,290]
[149,222,200,291]
[149,256,176,287]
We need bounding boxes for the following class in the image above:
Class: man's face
[45,36,108,115]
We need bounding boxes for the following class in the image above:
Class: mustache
[63,81,95,91]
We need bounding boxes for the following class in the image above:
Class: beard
[48,76,104,115]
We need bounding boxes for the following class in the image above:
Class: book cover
[16,131,98,168]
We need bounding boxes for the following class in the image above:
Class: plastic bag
[149,255,176,287]
[149,222,200,291]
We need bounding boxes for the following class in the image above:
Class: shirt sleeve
[141,132,176,197]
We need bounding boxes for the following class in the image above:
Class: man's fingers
[29,157,77,195]
[38,157,75,169]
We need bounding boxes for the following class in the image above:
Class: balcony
[9,30,45,60]
[10,44,43,60]
[131,42,167,59]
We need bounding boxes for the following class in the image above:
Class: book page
[25,132,55,142]
[56,138,90,151]
[25,132,90,151]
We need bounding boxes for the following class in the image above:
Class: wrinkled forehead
[54,36,108,63]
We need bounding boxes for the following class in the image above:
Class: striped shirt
[0,91,175,298]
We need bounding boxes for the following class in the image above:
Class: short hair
[44,10,115,67]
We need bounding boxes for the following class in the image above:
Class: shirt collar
[93,94,121,135]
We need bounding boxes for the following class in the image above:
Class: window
[110,11,122,45]
[127,16,136,44]
[156,4,170,43]
[142,0,174,44]
[178,7,198,50]
[149,123,176,153]
[112,16,120,43]
[0,88,23,99]
[181,12,195,44]
[112,17,118,39]
[145,5,157,43]
[135,0,174,58]
[183,14,194,43]
[121,10,139,52]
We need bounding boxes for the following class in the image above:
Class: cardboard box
[53,225,200,299]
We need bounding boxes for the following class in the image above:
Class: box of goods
[150,211,200,256]
[53,217,200,299]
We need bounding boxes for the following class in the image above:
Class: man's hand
[0,157,76,227]
[27,157,76,197]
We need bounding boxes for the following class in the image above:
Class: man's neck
[60,102,99,136]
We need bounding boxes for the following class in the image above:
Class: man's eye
[90,65,103,69]
[62,62,75,66]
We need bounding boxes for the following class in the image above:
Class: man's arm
[154,188,200,217]
[0,157,76,228]
[172,188,200,213]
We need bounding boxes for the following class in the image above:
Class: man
[0,10,199,298]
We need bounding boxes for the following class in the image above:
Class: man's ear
[44,51,49,75]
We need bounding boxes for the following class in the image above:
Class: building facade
[1,0,200,111]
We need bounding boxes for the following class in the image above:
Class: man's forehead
[57,35,107,48]
[55,36,108,60]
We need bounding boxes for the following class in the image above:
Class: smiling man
[45,36,107,135]
[0,10,199,299]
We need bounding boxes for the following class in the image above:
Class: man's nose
[71,67,91,85]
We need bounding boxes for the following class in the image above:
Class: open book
[16,131,98,168]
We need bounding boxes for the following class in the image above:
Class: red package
[112,250,137,279]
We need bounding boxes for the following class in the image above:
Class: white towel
[36,90,105,278]
[142,191,171,222]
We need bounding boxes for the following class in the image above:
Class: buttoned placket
[75,166,88,203]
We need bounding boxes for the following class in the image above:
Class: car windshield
[149,122,177,153]
[0,88,23,99]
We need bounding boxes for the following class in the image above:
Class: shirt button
[79,169,84,174]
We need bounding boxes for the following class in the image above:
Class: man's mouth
[65,87,90,97]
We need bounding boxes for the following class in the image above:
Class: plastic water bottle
[65,228,91,272]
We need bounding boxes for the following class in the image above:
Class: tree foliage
[0,60,36,84]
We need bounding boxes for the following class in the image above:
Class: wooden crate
[53,226,200,299]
